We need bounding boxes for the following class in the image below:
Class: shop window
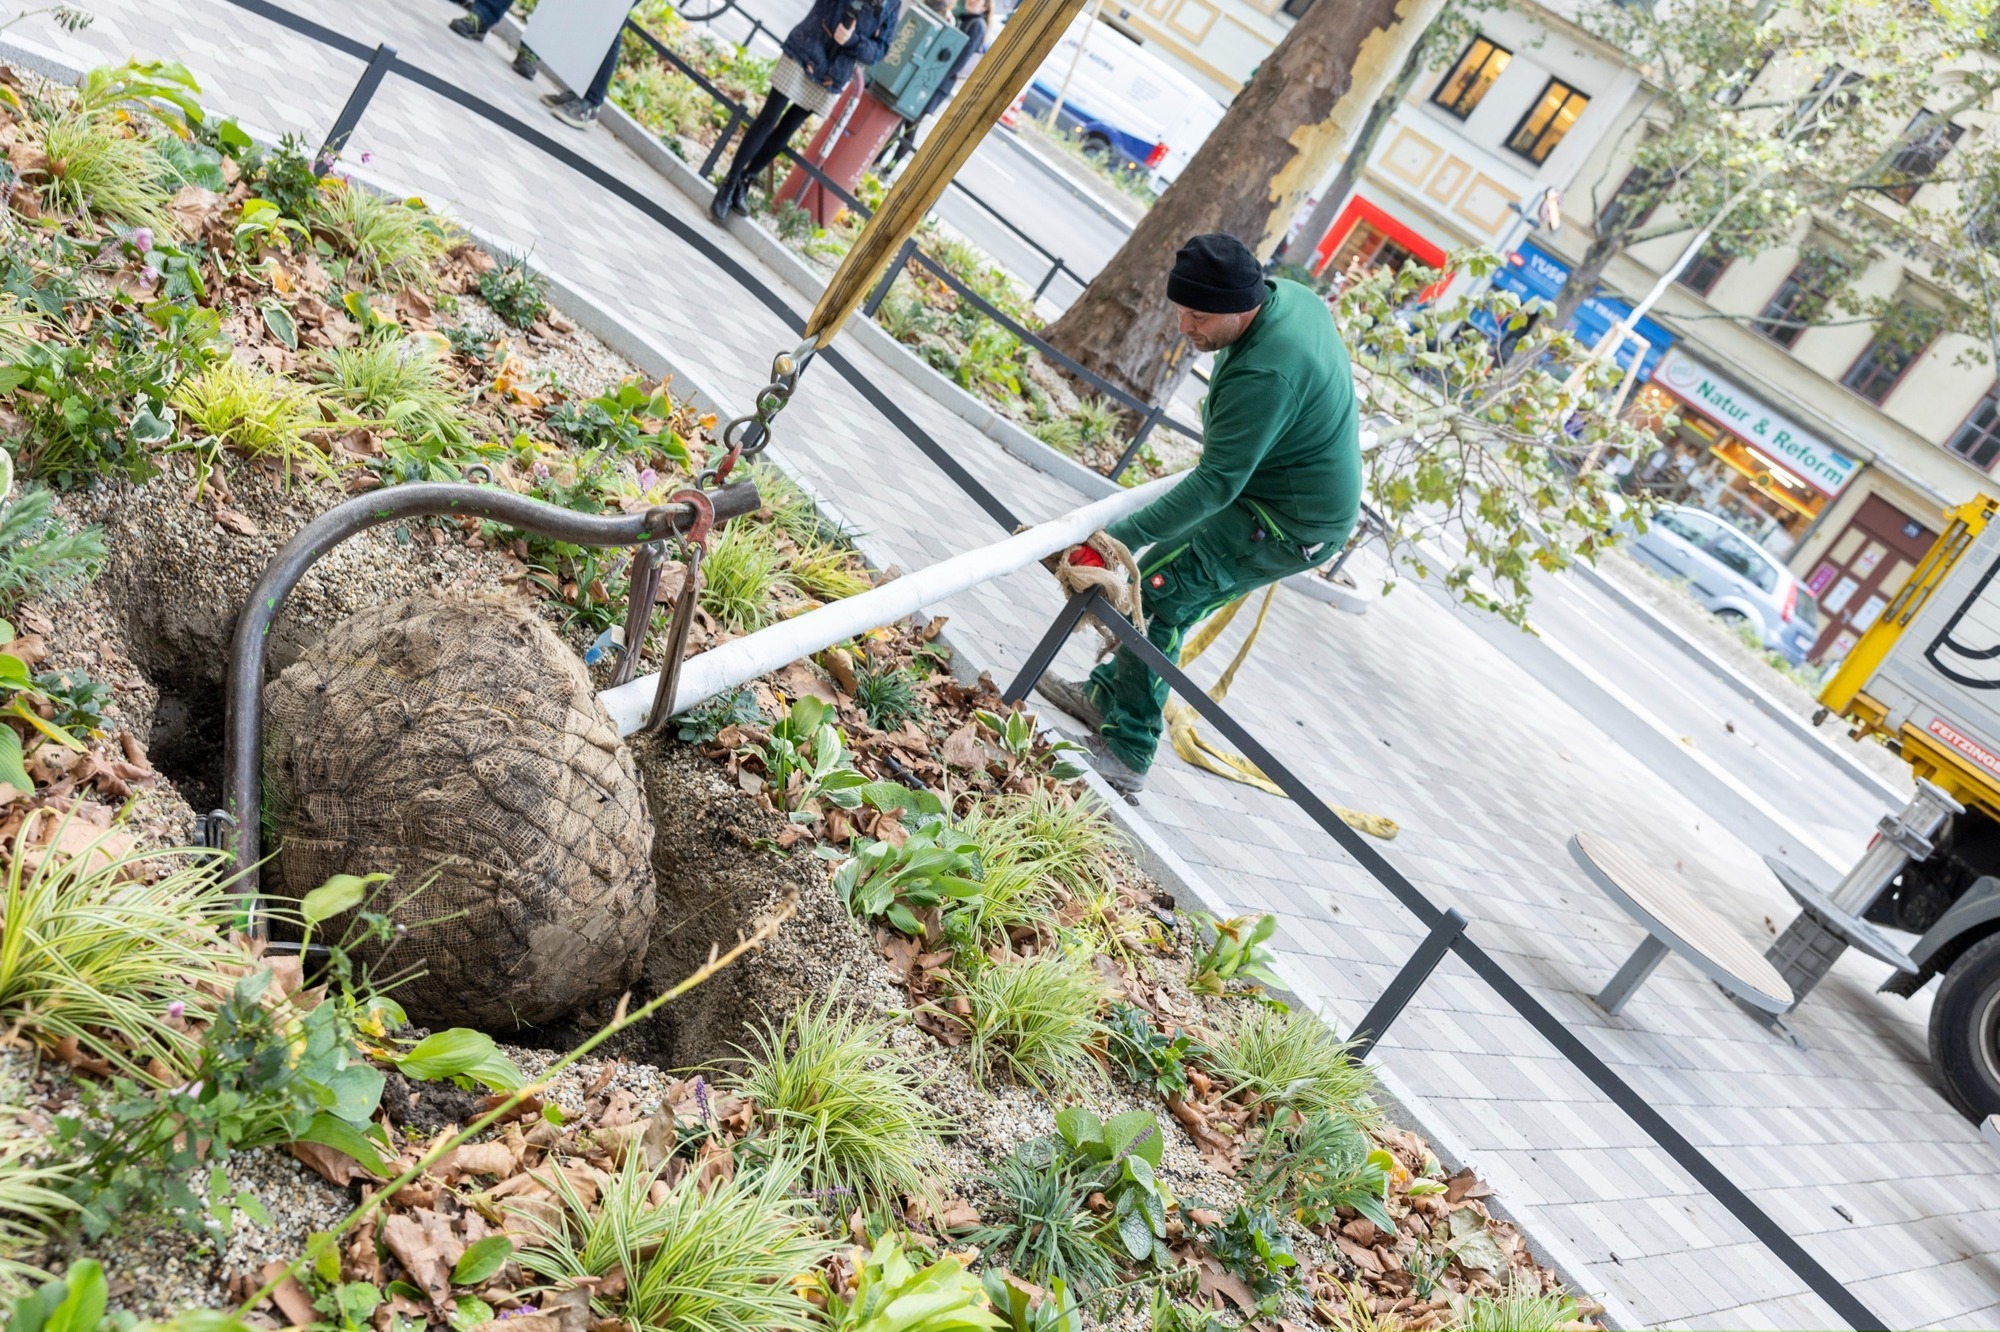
[1949,388,2000,470]
[1507,78,1591,164]
[1842,309,1938,405]
[1325,221,1416,283]
[1432,37,1511,119]
[1675,244,1731,297]
[1877,111,1963,205]
[1754,250,1847,348]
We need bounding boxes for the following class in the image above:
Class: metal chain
[702,343,813,488]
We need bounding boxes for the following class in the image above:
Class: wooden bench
[1568,832,1794,1017]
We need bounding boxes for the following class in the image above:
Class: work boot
[1035,676,1105,731]
[1074,729,1147,799]
[448,14,486,39]
[512,46,540,79]
[550,97,599,130]
[708,172,741,224]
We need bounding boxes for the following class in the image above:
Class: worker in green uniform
[1039,233,1362,796]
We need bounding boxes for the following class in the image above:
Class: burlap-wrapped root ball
[262,593,655,1029]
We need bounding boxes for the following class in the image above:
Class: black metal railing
[1001,589,1885,1332]
[215,14,1886,1328]
[657,0,1094,303]
[620,10,1183,480]
[862,236,1201,476]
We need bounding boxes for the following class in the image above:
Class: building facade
[1304,4,1642,296]
[1306,0,2000,666]
[1095,0,1299,100]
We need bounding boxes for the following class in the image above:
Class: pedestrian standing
[877,0,988,173]
[1038,234,1363,796]
[708,0,902,222]
[448,0,543,81]
[449,0,622,129]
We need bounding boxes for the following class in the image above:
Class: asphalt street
[1427,560,1895,890]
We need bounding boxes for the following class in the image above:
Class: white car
[1626,504,1821,665]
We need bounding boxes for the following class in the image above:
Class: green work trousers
[1086,503,1333,772]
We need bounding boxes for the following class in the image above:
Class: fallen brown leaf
[257,1258,316,1327]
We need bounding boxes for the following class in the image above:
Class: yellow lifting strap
[802,0,1088,350]
[1166,587,1399,840]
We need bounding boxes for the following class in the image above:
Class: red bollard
[777,75,905,227]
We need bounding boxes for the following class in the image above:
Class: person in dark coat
[877,0,988,172]
[708,0,901,221]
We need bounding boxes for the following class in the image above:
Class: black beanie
[1166,233,1266,314]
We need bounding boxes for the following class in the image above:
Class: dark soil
[512,736,884,1072]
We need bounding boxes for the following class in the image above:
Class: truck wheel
[1929,931,2000,1120]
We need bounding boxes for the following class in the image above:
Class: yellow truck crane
[1814,495,2000,1119]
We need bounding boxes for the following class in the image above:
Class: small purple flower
[637,467,658,490]
[693,1075,711,1124]
[132,227,153,254]
[360,151,373,165]
[166,1001,185,1020]
[141,264,160,285]
[170,1080,203,1098]
[500,1307,538,1319]
[532,460,551,480]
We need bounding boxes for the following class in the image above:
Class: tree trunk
[1042,0,1448,406]
[1285,31,1432,268]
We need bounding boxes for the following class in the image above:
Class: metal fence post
[864,238,918,319]
[1348,909,1468,1061]
[1107,406,1165,481]
[701,105,745,179]
[315,42,397,173]
[1033,258,1063,301]
[1002,589,1101,705]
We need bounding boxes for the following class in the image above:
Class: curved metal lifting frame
[218,478,760,934]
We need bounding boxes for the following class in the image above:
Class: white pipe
[599,474,1175,735]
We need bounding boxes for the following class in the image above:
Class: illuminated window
[1432,37,1512,119]
[1507,78,1591,164]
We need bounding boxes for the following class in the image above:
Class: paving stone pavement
[17,1,2000,1323]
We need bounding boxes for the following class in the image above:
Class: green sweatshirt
[1107,278,1361,554]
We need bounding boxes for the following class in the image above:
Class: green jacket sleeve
[1105,366,1290,551]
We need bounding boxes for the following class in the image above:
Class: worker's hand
[1065,544,1107,569]
[833,19,856,43]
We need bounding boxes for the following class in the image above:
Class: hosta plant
[827,1233,1002,1331]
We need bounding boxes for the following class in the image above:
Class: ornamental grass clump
[1206,1004,1378,1121]
[516,1148,835,1332]
[0,828,249,1079]
[699,516,789,632]
[170,357,331,485]
[313,181,459,289]
[962,787,1124,905]
[731,985,948,1208]
[970,1140,1120,1294]
[0,1093,77,1298]
[316,333,473,450]
[958,949,1106,1090]
[35,109,173,234]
